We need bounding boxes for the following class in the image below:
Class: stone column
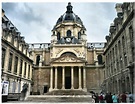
[21,61,25,78]
[4,47,9,72]
[15,80,19,93]
[54,67,58,89]
[49,67,53,91]
[26,63,29,79]
[30,65,32,80]
[62,66,65,89]
[78,66,82,89]
[83,67,87,91]
[71,66,74,89]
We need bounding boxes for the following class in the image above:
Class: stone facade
[29,3,105,95]
[103,2,134,94]
[1,9,33,96]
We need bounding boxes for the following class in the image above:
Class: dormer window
[67,30,71,37]
[78,32,81,39]
[57,32,61,40]
[53,31,55,35]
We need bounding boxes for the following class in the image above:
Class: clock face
[66,38,71,42]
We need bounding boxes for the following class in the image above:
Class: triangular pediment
[51,54,86,63]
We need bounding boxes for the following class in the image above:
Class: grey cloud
[2,2,117,43]
[2,3,18,13]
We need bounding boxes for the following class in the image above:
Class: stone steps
[26,95,92,102]
[45,90,90,95]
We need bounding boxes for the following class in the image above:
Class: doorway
[44,86,48,93]
[65,76,71,89]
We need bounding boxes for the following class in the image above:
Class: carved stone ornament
[55,49,63,57]
[55,55,82,62]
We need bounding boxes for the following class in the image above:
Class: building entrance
[65,76,71,89]
[44,86,48,93]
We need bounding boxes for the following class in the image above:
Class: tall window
[122,36,125,51]
[19,59,23,76]
[112,48,114,61]
[118,40,121,54]
[78,32,81,39]
[28,65,30,79]
[12,81,16,93]
[57,32,61,40]
[67,30,71,37]
[117,60,119,71]
[24,62,27,77]
[14,56,18,74]
[97,55,103,65]
[115,44,117,57]
[36,55,40,66]
[124,54,127,67]
[129,26,133,42]
[8,53,13,72]
[2,48,6,68]
[120,56,123,69]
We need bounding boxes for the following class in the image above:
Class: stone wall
[32,67,50,94]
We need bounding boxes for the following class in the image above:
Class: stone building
[29,2,105,95]
[103,2,134,94]
[1,9,33,95]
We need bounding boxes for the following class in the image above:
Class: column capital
[78,66,81,68]
[71,66,74,68]
[83,66,85,68]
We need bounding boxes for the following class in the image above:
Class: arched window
[57,32,61,40]
[78,32,81,39]
[67,30,71,37]
[97,55,103,65]
[61,52,76,57]
[36,55,40,66]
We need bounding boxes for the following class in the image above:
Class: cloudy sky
[2,2,118,43]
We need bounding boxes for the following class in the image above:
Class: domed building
[30,2,105,95]
[2,2,134,100]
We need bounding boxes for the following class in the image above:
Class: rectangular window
[19,59,23,76]
[24,62,27,77]
[12,81,16,93]
[18,82,21,93]
[129,26,133,42]
[2,48,6,68]
[122,36,125,52]
[28,65,30,79]
[118,41,121,54]
[120,57,123,69]
[14,56,18,74]
[117,61,119,71]
[124,54,127,67]
[8,53,13,72]
[112,48,114,61]
[115,44,117,57]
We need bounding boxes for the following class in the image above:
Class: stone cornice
[2,38,33,63]
[104,9,134,55]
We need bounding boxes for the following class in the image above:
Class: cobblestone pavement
[4,95,93,103]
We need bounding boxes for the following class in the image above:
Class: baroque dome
[55,2,84,27]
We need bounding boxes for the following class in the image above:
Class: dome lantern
[66,2,73,13]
